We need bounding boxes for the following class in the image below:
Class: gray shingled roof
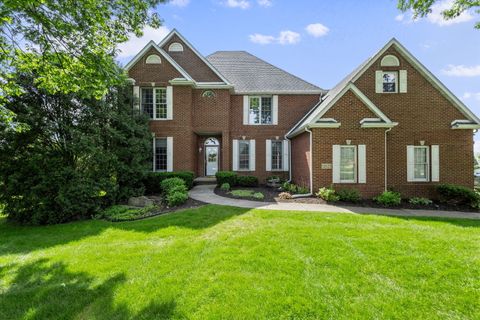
[206,51,324,94]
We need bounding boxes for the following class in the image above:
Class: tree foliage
[0,0,166,129]
[398,0,480,28]
[0,74,152,224]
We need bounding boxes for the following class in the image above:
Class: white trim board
[124,40,193,81]
[158,29,232,85]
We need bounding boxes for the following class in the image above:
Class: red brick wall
[291,132,311,189]
[353,46,474,198]
[310,91,386,198]
[161,34,222,82]
[128,48,182,85]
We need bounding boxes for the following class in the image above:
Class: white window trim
[247,96,274,125]
[270,140,284,172]
[237,140,251,171]
[411,146,430,182]
[339,145,357,183]
[153,137,173,172]
[141,87,169,120]
[382,71,398,94]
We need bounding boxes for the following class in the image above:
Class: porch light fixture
[242,136,246,140]
[346,140,351,145]
[420,140,425,146]
[199,147,202,153]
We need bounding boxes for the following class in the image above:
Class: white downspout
[384,127,392,191]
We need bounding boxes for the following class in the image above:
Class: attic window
[381,55,400,67]
[202,90,216,98]
[168,42,184,52]
[145,54,161,64]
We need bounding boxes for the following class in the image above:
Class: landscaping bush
[409,197,433,206]
[160,178,186,194]
[373,191,401,206]
[278,192,293,200]
[436,184,480,207]
[253,192,264,200]
[166,191,189,207]
[282,182,309,194]
[316,187,339,202]
[236,175,258,187]
[337,188,361,203]
[220,183,231,191]
[95,205,158,221]
[143,171,194,194]
[169,184,188,195]
[215,171,237,187]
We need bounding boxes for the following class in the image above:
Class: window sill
[150,118,172,121]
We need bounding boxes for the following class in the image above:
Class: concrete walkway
[189,185,480,220]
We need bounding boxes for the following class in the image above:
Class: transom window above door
[249,96,272,124]
[141,88,167,119]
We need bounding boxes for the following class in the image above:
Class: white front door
[206,146,219,176]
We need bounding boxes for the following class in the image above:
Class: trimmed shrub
[373,191,401,206]
[215,171,237,187]
[337,188,361,203]
[253,192,264,200]
[169,184,188,195]
[237,175,258,187]
[220,183,231,191]
[436,184,480,207]
[278,192,293,200]
[409,197,433,206]
[282,182,308,194]
[166,191,188,207]
[160,178,186,194]
[316,187,339,202]
[143,171,194,194]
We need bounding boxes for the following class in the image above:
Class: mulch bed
[214,186,280,202]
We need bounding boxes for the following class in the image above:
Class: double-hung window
[271,141,283,171]
[413,146,429,181]
[141,88,167,119]
[249,96,272,124]
[154,138,168,171]
[382,72,397,93]
[339,146,356,183]
[239,140,250,170]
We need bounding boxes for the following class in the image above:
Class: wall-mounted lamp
[420,140,425,146]
[242,136,246,140]
[275,136,279,140]
[198,147,202,153]
[346,140,351,145]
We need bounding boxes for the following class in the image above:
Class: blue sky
[118,0,480,149]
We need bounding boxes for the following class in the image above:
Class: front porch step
[194,177,217,186]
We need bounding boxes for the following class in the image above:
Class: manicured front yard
[0,206,479,319]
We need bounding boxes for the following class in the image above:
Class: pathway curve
[189,185,480,220]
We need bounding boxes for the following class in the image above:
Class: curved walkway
[189,185,480,220]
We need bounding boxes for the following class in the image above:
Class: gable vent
[168,42,184,52]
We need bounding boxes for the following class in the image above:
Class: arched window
[205,137,219,146]
[145,54,161,64]
[202,90,216,98]
[381,55,400,67]
[168,42,184,52]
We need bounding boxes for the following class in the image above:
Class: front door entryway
[205,137,220,176]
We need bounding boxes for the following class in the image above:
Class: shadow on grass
[0,258,181,320]
[0,205,249,255]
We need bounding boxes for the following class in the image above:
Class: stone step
[194,177,217,186]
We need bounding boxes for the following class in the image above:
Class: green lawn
[0,206,479,319]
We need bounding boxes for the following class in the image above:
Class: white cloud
[277,30,301,44]
[442,64,480,77]
[169,0,190,7]
[463,92,480,101]
[426,0,474,26]
[117,26,170,58]
[249,33,276,44]
[305,23,329,37]
[249,30,300,45]
[395,14,404,21]
[258,0,272,7]
[224,0,250,9]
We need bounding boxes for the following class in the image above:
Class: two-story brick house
[126,29,480,198]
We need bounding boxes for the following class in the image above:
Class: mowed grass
[0,205,479,319]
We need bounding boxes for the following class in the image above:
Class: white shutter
[232,140,239,171]
[167,137,173,172]
[399,70,407,93]
[133,86,140,111]
[249,139,256,171]
[375,70,383,93]
[358,145,366,183]
[332,145,341,183]
[272,95,279,125]
[407,145,415,182]
[431,145,440,182]
[152,136,156,171]
[243,96,249,125]
[166,86,173,120]
[283,140,289,171]
[266,140,272,171]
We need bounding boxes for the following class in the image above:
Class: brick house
[126,29,480,198]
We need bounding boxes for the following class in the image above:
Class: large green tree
[398,0,480,28]
[0,0,166,130]
[0,74,152,225]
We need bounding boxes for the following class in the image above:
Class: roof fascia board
[158,29,232,85]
